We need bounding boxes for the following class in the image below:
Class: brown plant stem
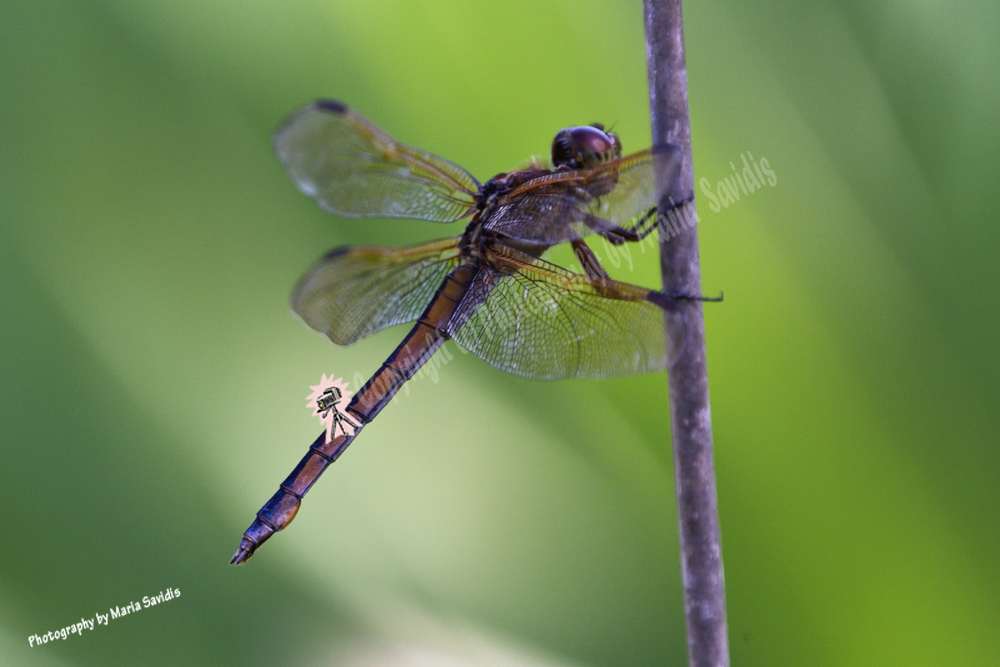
[643,1,731,666]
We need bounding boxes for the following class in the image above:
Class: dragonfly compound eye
[569,126,613,154]
[552,126,620,170]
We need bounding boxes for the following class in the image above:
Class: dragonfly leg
[599,194,697,246]
[571,239,634,301]
[590,206,659,246]
[662,291,724,302]
[571,239,610,280]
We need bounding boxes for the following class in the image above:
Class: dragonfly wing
[293,236,462,345]
[274,100,479,222]
[584,144,682,236]
[447,241,685,380]
[483,145,681,245]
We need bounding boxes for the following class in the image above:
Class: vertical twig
[643,1,730,666]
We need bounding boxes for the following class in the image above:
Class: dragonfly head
[551,124,622,170]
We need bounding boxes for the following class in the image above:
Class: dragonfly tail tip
[230,514,282,564]
[230,545,253,565]
[229,535,260,565]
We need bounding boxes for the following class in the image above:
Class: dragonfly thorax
[475,168,550,213]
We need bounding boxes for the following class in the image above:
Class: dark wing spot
[315,99,348,114]
[320,246,352,261]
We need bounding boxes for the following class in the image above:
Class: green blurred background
[2,0,998,665]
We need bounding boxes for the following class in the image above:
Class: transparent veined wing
[275,100,479,222]
[447,240,685,380]
[293,237,462,345]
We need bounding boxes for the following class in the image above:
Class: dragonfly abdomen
[230,263,478,565]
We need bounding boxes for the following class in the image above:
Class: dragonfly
[231,99,718,564]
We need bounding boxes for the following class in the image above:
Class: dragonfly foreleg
[587,207,658,246]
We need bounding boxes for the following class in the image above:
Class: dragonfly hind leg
[570,233,721,305]
[571,239,610,280]
[660,291,724,302]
